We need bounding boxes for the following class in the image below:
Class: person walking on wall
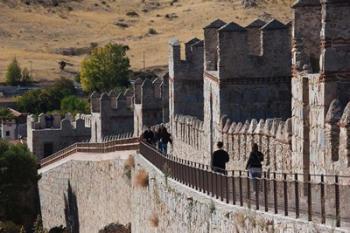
[141,126,154,144]
[158,125,172,154]
[211,141,229,174]
[246,143,264,191]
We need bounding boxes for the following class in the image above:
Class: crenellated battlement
[27,112,90,131]
[90,90,134,143]
[323,99,350,175]
[203,18,291,79]
[27,113,91,160]
[172,113,293,172]
[134,77,168,136]
[90,88,134,113]
[169,38,204,123]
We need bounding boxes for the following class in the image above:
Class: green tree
[80,43,130,93]
[60,96,89,114]
[0,141,39,227]
[5,58,22,85]
[16,78,76,114]
[0,108,14,119]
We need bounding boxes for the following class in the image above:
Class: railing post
[232,171,236,205]
[283,173,288,216]
[215,172,219,199]
[273,172,278,214]
[320,174,325,224]
[212,171,215,197]
[225,174,229,204]
[255,175,259,210]
[307,173,312,222]
[239,171,243,206]
[264,171,268,212]
[294,173,299,219]
[247,171,251,209]
[335,175,340,227]
[202,165,205,192]
[220,173,224,202]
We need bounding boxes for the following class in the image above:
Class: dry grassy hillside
[0,0,294,81]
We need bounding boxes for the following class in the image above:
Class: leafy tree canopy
[80,43,130,93]
[60,96,89,115]
[5,58,22,85]
[16,78,76,114]
[0,141,38,226]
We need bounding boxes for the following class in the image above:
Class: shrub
[123,155,135,180]
[60,96,89,114]
[5,58,22,85]
[98,222,131,233]
[0,221,22,233]
[0,108,14,119]
[80,43,130,93]
[134,169,149,187]
[21,68,32,85]
[148,28,158,35]
[124,155,135,170]
[16,78,75,114]
[149,212,159,227]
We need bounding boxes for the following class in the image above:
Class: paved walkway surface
[39,150,136,174]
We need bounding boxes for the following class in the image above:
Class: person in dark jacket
[141,126,154,144]
[211,141,229,174]
[246,143,264,191]
[158,125,172,154]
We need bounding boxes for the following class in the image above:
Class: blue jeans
[159,142,167,154]
[248,167,262,191]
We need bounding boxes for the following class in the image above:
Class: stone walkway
[38,150,136,174]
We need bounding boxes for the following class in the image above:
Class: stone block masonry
[38,149,349,232]
[38,151,133,232]
[27,113,91,160]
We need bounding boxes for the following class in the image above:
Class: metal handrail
[40,137,139,167]
[139,141,350,228]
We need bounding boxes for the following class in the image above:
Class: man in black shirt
[211,141,229,174]
[141,126,154,144]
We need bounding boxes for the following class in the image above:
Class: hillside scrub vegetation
[5,58,32,85]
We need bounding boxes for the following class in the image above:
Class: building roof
[204,19,226,29]
[261,19,287,30]
[218,22,246,32]
[246,19,266,28]
[8,108,26,118]
[169,37,180,46]
[292,0,321,8]
[186,38,201,45]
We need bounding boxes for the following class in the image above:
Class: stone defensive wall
[173,96,350,178]
[27,113,91,160]
[90,90,134,142]
[38,139,350,233]
[172,114,292,174]
[133,77,168,137]
[172,114,206,163]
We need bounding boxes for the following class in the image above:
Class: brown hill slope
[0,0,293,81]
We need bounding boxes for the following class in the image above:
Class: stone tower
[291,0,350,179]
[202,18,291,156]
[168,37,204,133]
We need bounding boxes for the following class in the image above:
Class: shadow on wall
[64,181,80,233]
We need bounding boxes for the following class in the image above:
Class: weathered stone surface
[38,152,133,232]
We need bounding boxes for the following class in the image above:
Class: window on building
[5,131,10,137]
